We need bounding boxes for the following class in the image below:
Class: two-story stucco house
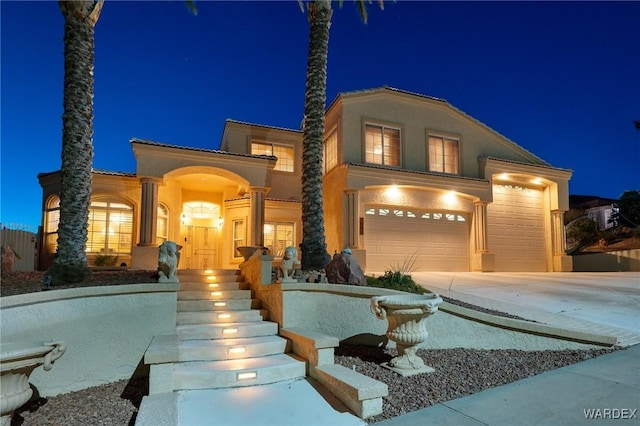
[38,87,573,273]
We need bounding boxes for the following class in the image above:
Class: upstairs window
[428,135,459,174]
[252,141,294,172]
[365,124,400,166]
[323,128,338,174]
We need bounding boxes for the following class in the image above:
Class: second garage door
[487,184,547,271]
[364,207,470,273]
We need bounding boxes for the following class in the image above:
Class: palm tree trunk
[300,0,332,271]
[51,1,103,284]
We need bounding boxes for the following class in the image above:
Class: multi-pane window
[87,199,133,254]
[323,128,338,174]
[263,222,294,258]
[251,142,294,172]
[44,196,60,254]
[232,219,246,258]
[428,135,459,174]
[365,124,400,166]
[156,204,169,245]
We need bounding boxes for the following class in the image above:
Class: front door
[181,225,219,269]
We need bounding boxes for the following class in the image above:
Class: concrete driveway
[412,272,640,345]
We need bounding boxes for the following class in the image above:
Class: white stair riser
[179,339,288,361]
[177,310,262,325]
[177,299,258,312]
[178,290,251,300]
[176,322,278,340]
[173,357,305,390]
[179,282,249,291]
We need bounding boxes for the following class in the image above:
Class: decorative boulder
[326,249,367,286]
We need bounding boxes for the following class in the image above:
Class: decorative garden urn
[0,341,66,426]
[371,293,443,376]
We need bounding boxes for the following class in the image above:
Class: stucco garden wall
[240,255,608,351]
[572,249,640,272]
[279,286,601,351]
[0,284,178,396]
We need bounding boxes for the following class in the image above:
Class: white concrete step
[179,281,249,291]
[177,299,259,312]
[176,321,279,340]
[178,269,242,282]
[178,289,251,300]
[176,309,263,325]
[173,354,306,390]
[136,379,367,426]
[179,335,288,361]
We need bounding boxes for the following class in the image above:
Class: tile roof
[130,138,276,161]
[224,119,302,134]
[345,162,488,183]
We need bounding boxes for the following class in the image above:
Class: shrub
[567,217,599,247]
[366,271,427,294]
[94,254,119,267]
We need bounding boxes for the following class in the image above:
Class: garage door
[364,207,470,273]
[487,184,547,271]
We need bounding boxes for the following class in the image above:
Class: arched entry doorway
[180,201,222,269]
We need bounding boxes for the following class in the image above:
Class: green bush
[366,271,427,294]
[567,217,599,247]
[94,254,119,267]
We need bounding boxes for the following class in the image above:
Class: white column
[474,202,489,253]
[249,187,267,247]
[552,210,567,255]
[139,178,160,246]
[344,189,360,248]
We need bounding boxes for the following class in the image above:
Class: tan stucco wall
[334,90,546,179]
[572,250,640,272]
[0,284,177,396]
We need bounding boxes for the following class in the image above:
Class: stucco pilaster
[344,189,359,249]
[139,178,161,246]
[473,202,489,253]
[249,187,268,247]
[551,210,573,271]
[472,201,494,271]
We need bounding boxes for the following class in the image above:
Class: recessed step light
[237,371,257,381]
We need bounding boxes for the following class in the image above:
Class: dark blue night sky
[2,1,638,228]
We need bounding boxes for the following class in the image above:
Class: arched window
[44,196,60,254]
[156,203,169,245]
[87,198,133,254]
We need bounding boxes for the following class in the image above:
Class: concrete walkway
[412,272,640,346]
[375,272,640,425]
[375,343,640,425]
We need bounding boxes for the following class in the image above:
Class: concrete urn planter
[371,293,442,376]
[236,246,266,261]
[0,341,66,426]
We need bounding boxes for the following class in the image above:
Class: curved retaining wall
[255,282,614,351]
[0,284,178,397]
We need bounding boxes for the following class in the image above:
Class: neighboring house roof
[330,86,551,167]
[569,194,618,209]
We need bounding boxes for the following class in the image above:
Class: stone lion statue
[280,246,301,282]
[158,241,181,283]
